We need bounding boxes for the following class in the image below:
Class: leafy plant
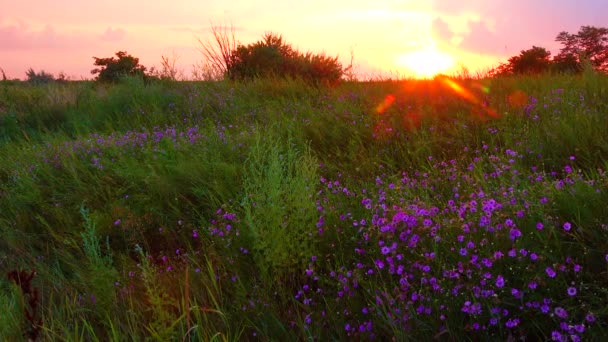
[555,26,608,73]
[91,51,148,83]
[25,68,56,85]
[241,134,319,283]
[228,33,344,85]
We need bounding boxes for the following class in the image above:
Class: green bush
[241,134,319,283]
[91,51,149,83]
[228,33,343,85]
[25,68,57,85]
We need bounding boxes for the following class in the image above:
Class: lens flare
[507,90,529,108]
[402,111,422,130]
[436,76,499,118]
[472,83,491,94]
[376,94,396,114]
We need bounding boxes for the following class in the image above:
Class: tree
[91,51,147,82]
[487,62,512,77]
[488,46,552,76]
[555,26,608,73]
[507,46,552,75]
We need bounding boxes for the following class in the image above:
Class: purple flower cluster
[34,122,252,171]
[295,143,604,339]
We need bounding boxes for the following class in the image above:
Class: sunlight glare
[437,76,499,118]
[397,48,455,78]
[376,94,396,114]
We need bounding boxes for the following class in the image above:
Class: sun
[397,47,456,78]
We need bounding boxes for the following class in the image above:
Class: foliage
[490,46,552,76]
[91,51,148,83]
[555,26,608,73]
[149,52,183,81]
[1,74,608,340]
[241,134,319,283]
[509,46,552,74]
[25,68,62,85]
[228,33,344,85]
[197,26,344,84]
[490,26,608,76]
[197,23,237,80]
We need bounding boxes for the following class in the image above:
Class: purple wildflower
[554,307,568,319]
[496,275,505,288]
[505,318,519,328]
[551,331,563,341]
[509,228,522,240]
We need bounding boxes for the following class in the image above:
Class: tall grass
[1,73,607,340]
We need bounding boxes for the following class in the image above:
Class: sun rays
[397,47,456,78]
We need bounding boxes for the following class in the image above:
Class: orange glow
[376,94,396,114]
[437,76,499,118]
[402,111,422,130]
[397,48,455,78]
[440,77,477,103]
[472,83,491,94]
[1,2,517,80]
[507,90,529,108]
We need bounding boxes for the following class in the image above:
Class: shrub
[91,51,148,83]
[25,68,56,85]
[228,33,343,85]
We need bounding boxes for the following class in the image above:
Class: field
[1,73,607,341]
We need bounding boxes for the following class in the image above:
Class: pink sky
[1,0,606,79]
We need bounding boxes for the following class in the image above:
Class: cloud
[100,27,126,41]
[458,20,508,55]
[431,17,453,42]
[0,21,84,50]
[169,27,207,34]
[430,0,608,56]
[430,0,485,14]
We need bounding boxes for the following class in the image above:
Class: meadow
[1,71,607,341]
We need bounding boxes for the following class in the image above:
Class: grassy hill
[1,73,607,340]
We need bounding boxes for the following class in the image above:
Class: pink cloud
[168,25,246,35]
[431,17,453,42]
[0,21,85,50]
[431,0,608,57]
[458,20,508,55]
[100,27,126,41]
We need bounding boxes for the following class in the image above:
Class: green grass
[1,73,607,340]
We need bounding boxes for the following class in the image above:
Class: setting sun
[397,47,456,78]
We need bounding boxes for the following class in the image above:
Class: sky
[1,0,607,80]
